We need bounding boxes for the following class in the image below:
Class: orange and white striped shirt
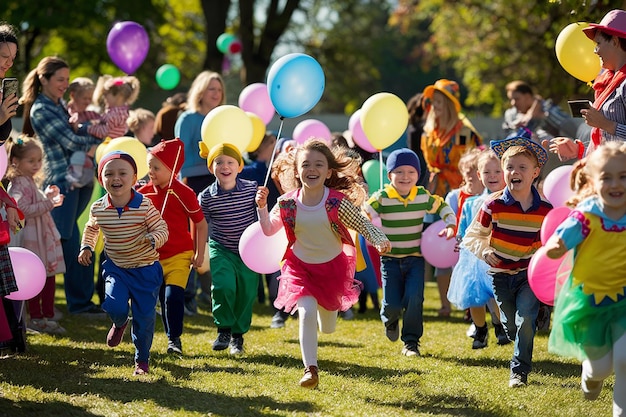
[81,190,169,268]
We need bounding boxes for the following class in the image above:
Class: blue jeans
[51,185,96,313]
[492,271,540,376]
[380,256,425,344]
[102,259,162,364]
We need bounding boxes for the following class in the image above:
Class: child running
[78,151,168,376]
[198,143,259,356]
[463,132,552,388]
[365,148,456,357]
[256,139,391,389]
[138,138,208,355]
[546,141,626,415]
[6,136,66,334]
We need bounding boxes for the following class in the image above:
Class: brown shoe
[299,365,319,389]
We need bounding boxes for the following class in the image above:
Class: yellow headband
[199,142,244,173]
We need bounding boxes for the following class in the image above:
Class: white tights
[582,332,626,416]
[297,296,338,368]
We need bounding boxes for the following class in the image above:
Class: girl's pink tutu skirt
[275,248,360,313]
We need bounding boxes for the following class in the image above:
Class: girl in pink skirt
[256,139,390,389]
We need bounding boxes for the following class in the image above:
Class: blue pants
[492,270,540,376]
[51,185,95,313]
[159,284,184,340]
[380,256,425,344]
[101,259,162,364]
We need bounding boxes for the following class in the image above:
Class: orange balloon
[555,22,601,82]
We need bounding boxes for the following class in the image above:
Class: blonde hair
[68,77,95,97]
[423,90,459,136]
[127,108,155,135]
[93,74,140,107]
[5,136,46,185]
[477,149,499,171]
[186,71,226,113]
[501,145,540,168]
[458,147,482,173]
[565,158,594,208]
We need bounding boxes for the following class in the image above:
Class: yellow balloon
[555,22,601,83]
[100,136,149,179]
[360,92,409,150]
[94,137,113,164]
[200,105,253,153]
[245,112,266,153]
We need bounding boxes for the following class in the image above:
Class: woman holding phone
[0,22,19,144]
[549,9,626,160]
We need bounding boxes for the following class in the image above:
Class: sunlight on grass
[0,282,615,416]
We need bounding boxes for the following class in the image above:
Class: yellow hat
[199,142,244,173]
[422,79,461,113]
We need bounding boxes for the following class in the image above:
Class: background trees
[3,0,625,116]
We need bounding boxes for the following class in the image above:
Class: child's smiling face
[502,153,540,193]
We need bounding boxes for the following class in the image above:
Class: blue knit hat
[386,148,421,173]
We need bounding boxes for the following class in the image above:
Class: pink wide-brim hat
[583,9,626,40]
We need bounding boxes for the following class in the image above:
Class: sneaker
[299,365,319,389]
[229,335,244,355]
[401,342,420,357]
[270,311,287,329]
[75,305,107,319]
[385,320,399,342]
[494,323,511,345]
[509,373,527,388]
[28,318,66,335]
[581,376,603,400]
[44,320,66,335]
[133,362,149,376]
[106,319,129,347]
[466,322,477,338]
[472,324,488,349]
[212,330,231,351]
[167,338,183,355]
[340,308,354,320]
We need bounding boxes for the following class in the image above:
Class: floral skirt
[275,248,360,313]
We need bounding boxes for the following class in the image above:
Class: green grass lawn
[0,281,614,417]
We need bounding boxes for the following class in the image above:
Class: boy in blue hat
[365,148,456,357]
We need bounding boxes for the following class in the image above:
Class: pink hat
[583,9,626,40]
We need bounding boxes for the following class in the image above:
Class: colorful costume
[548,197,626,361]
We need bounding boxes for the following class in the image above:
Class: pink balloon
[543,165,574,207]
[349,109,377,153]
[421,220,459,269]
[528,246,572,306]
[292,119,332,145]
[238,83,275,125]
[540,206,572,244]
[239,221,289,274]
[0,144,7,179]
[5,247,46,301]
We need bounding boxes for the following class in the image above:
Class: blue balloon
[266,53,325,118]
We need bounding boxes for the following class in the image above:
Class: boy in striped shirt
[366,148,456,357]
[79,151,168,376]
[463,133,552,388]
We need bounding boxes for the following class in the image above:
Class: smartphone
[567,100,592,117]
[1,78,19,104]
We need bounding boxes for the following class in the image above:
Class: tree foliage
[390,0,626,116]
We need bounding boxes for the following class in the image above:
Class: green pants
[209,239,259,334]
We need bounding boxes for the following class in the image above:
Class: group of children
[2,103,624,412]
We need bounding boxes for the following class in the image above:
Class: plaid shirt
[29,94,100,191]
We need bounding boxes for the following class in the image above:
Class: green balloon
[156,64,180,90]
[362,159,389,196]
[216,33,235,54]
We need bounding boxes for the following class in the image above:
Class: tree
[390,0,625,116]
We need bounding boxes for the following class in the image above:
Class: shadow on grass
[1,346,317,416]
[366,392,506,417]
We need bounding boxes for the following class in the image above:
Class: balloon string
[263,117,284,188]
[378,151,383,193]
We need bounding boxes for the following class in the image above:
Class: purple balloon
[107,21,149,74]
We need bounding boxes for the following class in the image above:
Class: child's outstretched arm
[338,199,391,254]
[79,212,99,266]
[256,186,284,236]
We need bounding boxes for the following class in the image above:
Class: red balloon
[229,40,242,54]
[540,206,571,244]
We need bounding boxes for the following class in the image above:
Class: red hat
[583,9,626,40]
[150,138,184,174]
